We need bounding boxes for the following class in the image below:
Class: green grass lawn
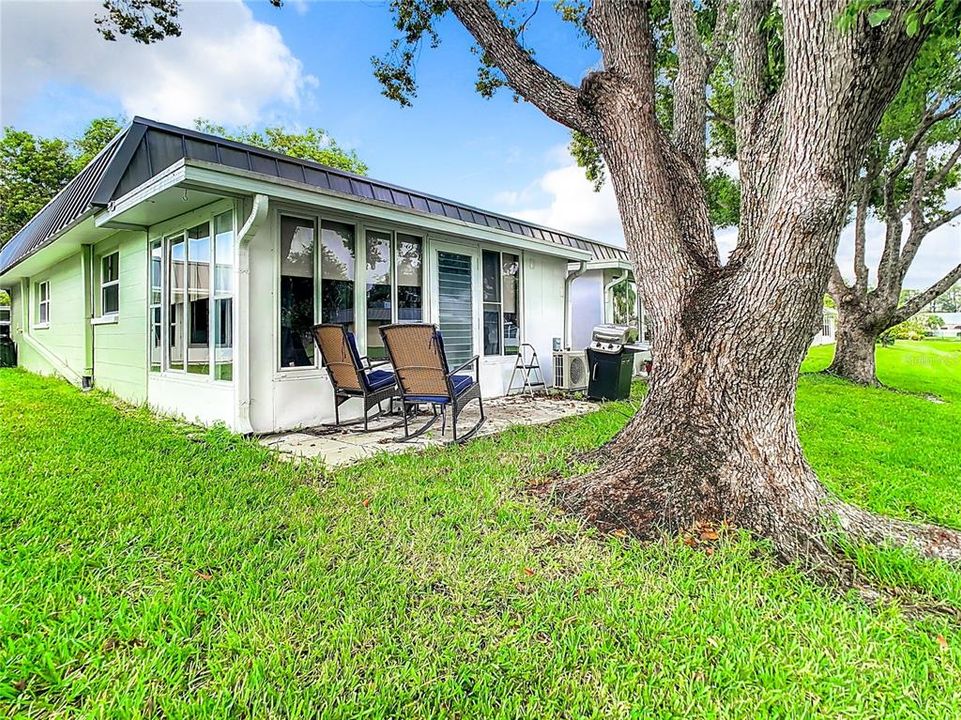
[2,341,960,718]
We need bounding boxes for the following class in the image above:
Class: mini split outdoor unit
[553,350,588,391]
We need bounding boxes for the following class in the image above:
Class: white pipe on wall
[235,193,269,435]
[563,261,587,350]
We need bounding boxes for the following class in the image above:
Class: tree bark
[449,0,961,567]
[827,302,880,386]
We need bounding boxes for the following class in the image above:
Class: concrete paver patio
[260,394,598,466]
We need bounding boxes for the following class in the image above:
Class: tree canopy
[0,118,123,246]
[193,120,368,176]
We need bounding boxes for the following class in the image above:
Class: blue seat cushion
[364,369,396,391]
[405,375,474,404]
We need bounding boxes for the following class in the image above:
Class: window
[365,229,423,360]
[100,252,120,316]
[366,229,391,360]
[612,278,638,328]
[0,305,10,340]
[320,220,355,331]
[155,209,233,379]
[482,250,520,356]
[213,211,234,381]
[149,239,162,372]
[280,215,316,368]
[36,281,50,326]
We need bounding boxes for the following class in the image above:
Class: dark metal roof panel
[2,116,630,277]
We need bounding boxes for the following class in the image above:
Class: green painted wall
[12,252,87,379]
[6,231,149,404]
[91,231,148,403]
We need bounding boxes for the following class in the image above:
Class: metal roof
[0,117,628,276]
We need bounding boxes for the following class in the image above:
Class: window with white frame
[100,251,120,316]
[151,209,234,379]
[365,229,423,360]
[482,249,520,356]
[36,281,50,326]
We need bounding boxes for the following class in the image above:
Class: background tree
[827,27,961,384]
[0,118,122,247]
[193,120,367,175]
[92,0,961,571]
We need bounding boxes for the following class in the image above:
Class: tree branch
[925,142,961,197]
[894,262,961,324]
[886,97,961,197]
[670,0,709,174]
[447,1,591,133]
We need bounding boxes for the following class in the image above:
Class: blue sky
[2,1,957,287]
[1,1,623,244]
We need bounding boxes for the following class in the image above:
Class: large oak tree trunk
[827,305,880,386]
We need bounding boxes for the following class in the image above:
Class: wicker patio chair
[311,323,399,431]
[379,323,486,443]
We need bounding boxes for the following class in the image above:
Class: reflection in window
[321,220,355,330]
[397,233,422,323]
[366,229,391,360]
[280,216,316,368]
[168,234,186,371]
[214,211,234,380]
[482,249,521,356]
[36,281,50,325]
[100,252,120,316]
[502,253,520,355]
[186,222,211,374]
[150,240,162,372]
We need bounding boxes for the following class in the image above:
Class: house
[567,253,646,349]
[929,313,961,338]
[0,118,627,433]
[811,306,837,346]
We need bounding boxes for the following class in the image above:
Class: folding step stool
[507,343,546,396]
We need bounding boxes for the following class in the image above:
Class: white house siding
[91,230,149,403]
[9,252,88,380]
[243,205,572,434]
[144,199,239,428]
[570,270,605,350]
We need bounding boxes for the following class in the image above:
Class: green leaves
[867,8,892,28]
[192,119,367,175]
[0,119,121,245]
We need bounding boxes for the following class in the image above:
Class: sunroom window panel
[366,229,391,360]
[213,211,234,380]
[397,234,423,322]
[321,220,355,330]
[482,250,501,356]
[150,240,162,371]
[168,235,186,371]
[502,253,520,355]
[280,216,316,368]
[186,222,211,375]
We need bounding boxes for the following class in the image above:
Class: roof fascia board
[93,160,187,228]
[90,122,148,206]
[182,161,593,261]
[0,211,97,281]
[586,259,634,271]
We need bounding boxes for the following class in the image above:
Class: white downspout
[604,272,630,324]
[16,277,85,385]
[235,194,269,435]
[563,261,588,350]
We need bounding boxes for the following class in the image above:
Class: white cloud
[499,150,958,289]
[495,147,625,246]
[1,0,314,127]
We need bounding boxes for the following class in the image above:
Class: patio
[260,393,598,466]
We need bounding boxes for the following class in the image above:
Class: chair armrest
[367,358,391,369]
[449,355,480,377]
